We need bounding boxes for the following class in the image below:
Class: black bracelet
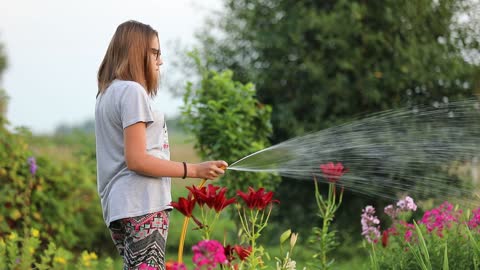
[182,161,187,179]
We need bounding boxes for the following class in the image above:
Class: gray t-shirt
[95,79,172,226]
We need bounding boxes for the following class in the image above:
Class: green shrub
[0,117,110,253]
[181,52,280,198]
[0,229,115,270]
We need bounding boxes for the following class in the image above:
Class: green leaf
[408,221,432,270]
[443,244,449,270]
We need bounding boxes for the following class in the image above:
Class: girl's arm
[124,122,227,179]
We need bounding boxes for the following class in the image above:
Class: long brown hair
[97,20,159,97]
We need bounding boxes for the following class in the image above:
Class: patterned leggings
[109,210,170,270]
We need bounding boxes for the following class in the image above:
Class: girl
[95,20,227,270]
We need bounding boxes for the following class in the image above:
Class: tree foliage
[0,38,8,117]
[181,52,280,198]
[196,0,480,141]
[192,0,480,240]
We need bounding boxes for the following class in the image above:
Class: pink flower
[404,229,413,242]
[361,205,381,243]
[385,196,417,220]
[320,162,347,183]
[384,204,398,218]
[396,196,417,211]
[419,201,461,237]
[192,240,228,270]
[138,263,158,270]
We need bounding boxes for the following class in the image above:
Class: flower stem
[315,182,344,269]
[178,178,207,263]
[320,187,333,269]
[248,209,258,270]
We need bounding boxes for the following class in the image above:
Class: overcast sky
[0,0,222,134]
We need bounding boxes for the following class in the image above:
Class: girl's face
[149,36,163,80]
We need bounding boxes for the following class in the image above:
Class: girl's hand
[192,161,228,180]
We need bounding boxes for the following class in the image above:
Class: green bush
[0,229,115,270]
[181,52,280,198]
[0,116,110,253]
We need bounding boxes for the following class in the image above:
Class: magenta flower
[361,205,381,243]
[419,201,461,237]
[405,229,413,242]
[138,263,158,270]
[27,157,37,176]
[468,207,480,231]
[399,221,415,242]
[192,240,228,270]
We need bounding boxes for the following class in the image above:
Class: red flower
[186,184,236,213]
[320,162,347,183]
[381,230,389,247]
[224,244,235,263]
[170,194,196,217]
[213,188,236,213]
[237,187,279,210]
[234,245,252,261]
[187,185,218,207]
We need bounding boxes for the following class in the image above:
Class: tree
[0,38,8,118]
[191,0,480,243]
[181,52,280,199]
[196,0,480,140]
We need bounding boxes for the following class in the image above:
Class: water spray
[227,98,480,205]
[178,98,480,263]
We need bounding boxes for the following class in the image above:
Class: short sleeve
[119,83,154,129]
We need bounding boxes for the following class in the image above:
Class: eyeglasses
[150,48,161,60]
